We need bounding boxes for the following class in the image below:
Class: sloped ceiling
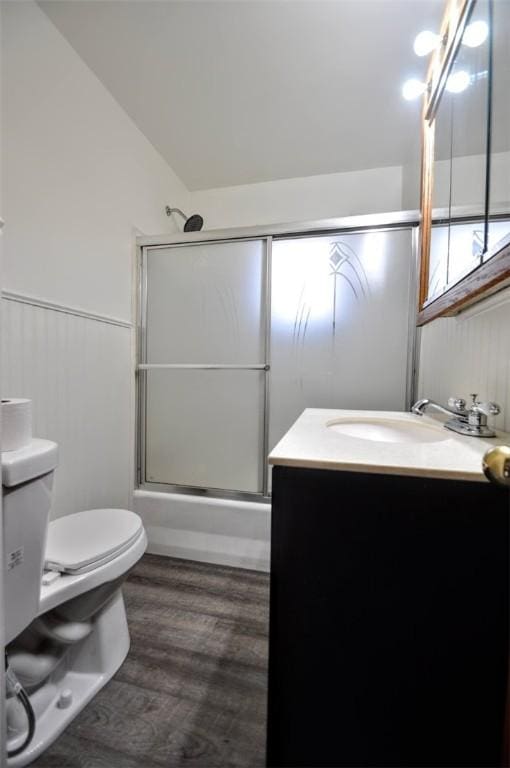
[39,0,443,190]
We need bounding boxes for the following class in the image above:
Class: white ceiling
[39,0,444,191]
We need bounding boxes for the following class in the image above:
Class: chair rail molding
[1,290,132,329]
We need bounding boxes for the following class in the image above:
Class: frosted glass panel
[146,240,265,364]
[145,369,264,492]
[269,229,413,451]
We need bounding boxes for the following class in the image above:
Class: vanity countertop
[268,408,510,482]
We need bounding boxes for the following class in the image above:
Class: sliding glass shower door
[269,228,415,450]
[138,226,416,499]
[140,239,270,495]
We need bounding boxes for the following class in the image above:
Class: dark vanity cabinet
[267,466,509,768]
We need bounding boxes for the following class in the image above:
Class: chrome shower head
[165,206,204,232]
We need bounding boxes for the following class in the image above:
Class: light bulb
[446,70,470,93]
[413,30,440,57]
[462,20,488,47]
[402,78,426,101]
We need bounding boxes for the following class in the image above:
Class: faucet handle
[474,401,501,417]
[467,393,500,416]
[447,397,466,412]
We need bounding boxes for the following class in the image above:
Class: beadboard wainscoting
[1,293,134,519]
[418,288,510,434]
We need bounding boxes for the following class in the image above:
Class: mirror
[487,0,510,254]
[418,0,510,324]
[428,92,454,301]
[427,0,490,304]
[448,0,489,222]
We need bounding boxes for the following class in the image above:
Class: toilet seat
[39,512,147,617]
[45,509,143,574]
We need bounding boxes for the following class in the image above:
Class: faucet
[412,398,465,418]
[411,394,501,438]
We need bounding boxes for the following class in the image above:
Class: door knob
[482,446,510,488]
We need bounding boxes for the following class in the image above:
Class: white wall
[2,0,189,321]
[401,150,510,214]
[424,151,510,214]
[1,0,189,519]
[418,288,510,434]
[401,159,421,212]
[490,150,510,210]
[192,165,403,230]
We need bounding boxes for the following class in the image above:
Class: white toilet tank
[2,439,59,643]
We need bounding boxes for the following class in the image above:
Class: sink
[326,416,449,444]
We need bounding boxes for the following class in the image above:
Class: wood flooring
[33,554,269,768]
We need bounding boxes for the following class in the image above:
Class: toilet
[2,438,147,766]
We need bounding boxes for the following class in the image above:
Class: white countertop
[268,409,510,482]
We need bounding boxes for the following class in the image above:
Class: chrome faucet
[411,394,501,437]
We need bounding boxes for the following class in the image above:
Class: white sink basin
[326,416,449,444]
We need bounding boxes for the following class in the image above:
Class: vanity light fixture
[402,78,427,101]
[445,69,470,93]
[462,20,488,47]
[413,30,440,57]
[413,19,488,60]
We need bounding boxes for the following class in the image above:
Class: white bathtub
[133,490,271,572]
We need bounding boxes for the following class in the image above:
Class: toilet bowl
[2,439,147,766]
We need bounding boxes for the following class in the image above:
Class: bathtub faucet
[411,394,501,438]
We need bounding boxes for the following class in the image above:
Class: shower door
[139,238,270,497]
[269,228,416,453]
[138,226,416,499]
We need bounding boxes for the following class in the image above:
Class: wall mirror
[418,0,510,325]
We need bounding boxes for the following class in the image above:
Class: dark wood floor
[33,554,269,768]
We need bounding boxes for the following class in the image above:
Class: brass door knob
[482,446,510,488]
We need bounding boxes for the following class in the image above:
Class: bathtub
[133,490,271,572]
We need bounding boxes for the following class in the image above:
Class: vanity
[266,409,509,767]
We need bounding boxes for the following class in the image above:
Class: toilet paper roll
[1,398,32,452]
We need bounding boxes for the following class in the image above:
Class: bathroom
[0,0,509,765]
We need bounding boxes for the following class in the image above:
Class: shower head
[165,206,204,232]
[183,214,204,232]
